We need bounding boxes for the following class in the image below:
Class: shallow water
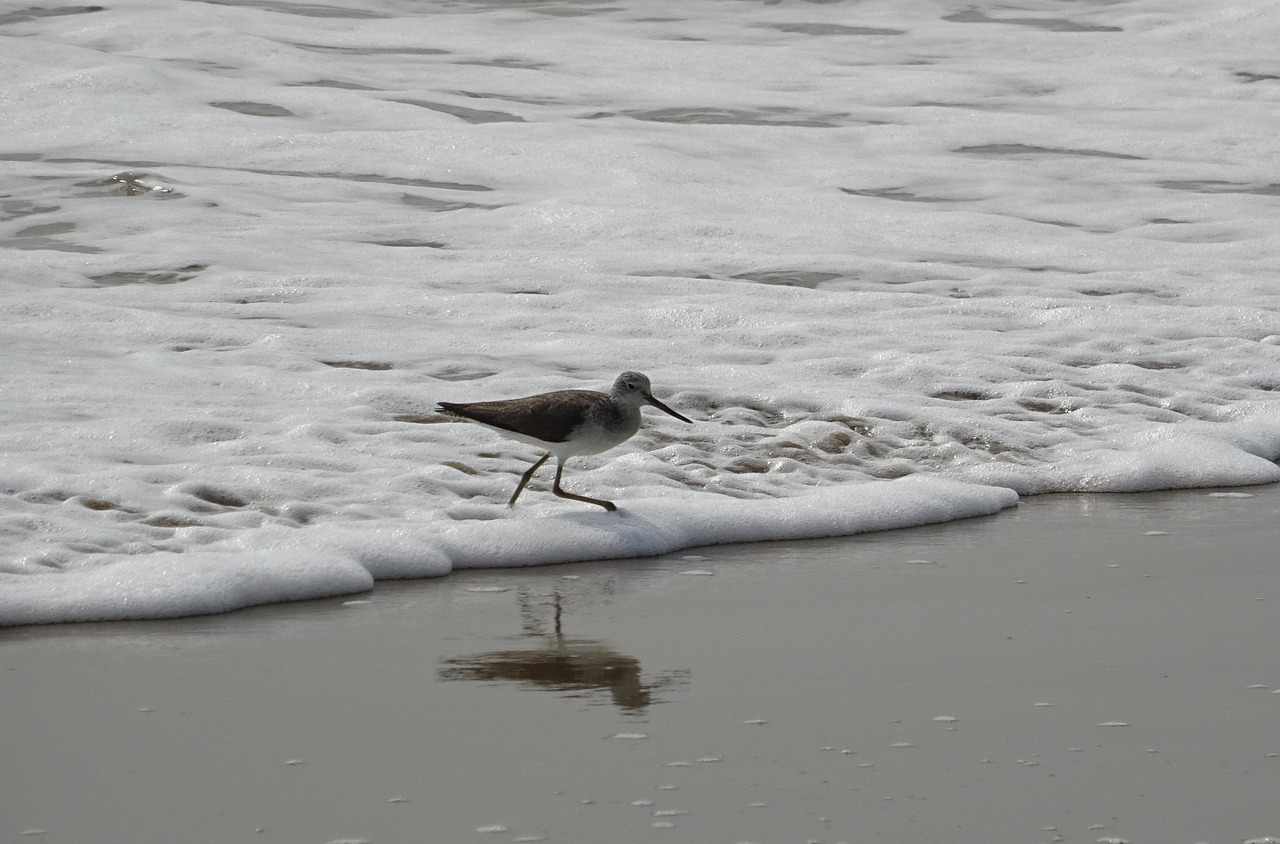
[3,486,1278,843]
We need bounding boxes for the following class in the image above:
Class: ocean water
[2,0,1279,625]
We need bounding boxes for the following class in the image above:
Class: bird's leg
[509,453,551,508]
[552,461,618,512]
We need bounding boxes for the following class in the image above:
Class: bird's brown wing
[438,390,603,443]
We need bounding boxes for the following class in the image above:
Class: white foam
[2,0,1279,625]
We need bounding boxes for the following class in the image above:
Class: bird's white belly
[471,420,638,460]
[552,423,636,458]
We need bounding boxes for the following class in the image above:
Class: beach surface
[3,485,1279,844]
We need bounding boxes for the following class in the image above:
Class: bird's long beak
[646,394,692,423]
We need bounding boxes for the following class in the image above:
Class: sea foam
[2,0,1279,624]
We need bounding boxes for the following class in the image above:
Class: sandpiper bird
[437,371,692,512]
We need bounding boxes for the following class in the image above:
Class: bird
[437,371,692,512]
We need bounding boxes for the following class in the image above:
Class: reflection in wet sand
[438,590,685,712]
[440,637,660,711]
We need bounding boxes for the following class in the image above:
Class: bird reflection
[437,588,685,713]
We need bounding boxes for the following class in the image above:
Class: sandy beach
[6,2,1280,841]
[3,485,1279,844]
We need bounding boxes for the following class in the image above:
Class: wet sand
[3,485,1279,844]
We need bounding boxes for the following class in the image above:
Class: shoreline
[3,485,1279,843]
